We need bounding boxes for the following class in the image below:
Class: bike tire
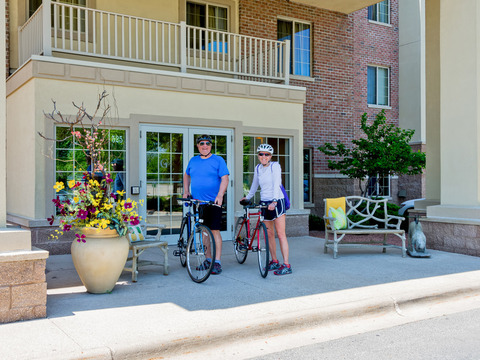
[233,217,248,264]
[186,224,216,283]
[256,222,269,278]
[178,217,188,267]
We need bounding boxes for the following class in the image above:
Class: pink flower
[75,233,86,243]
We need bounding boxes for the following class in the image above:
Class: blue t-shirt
[186,154,229,201]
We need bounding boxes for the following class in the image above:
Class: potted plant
[41,91,140,294]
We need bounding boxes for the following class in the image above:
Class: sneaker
[267,260,281,271]
[196,259,211,271]
[274,264,292,276]
[211,262,222,275]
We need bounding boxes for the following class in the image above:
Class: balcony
[18,0,291,84]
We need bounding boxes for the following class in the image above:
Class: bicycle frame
[241,207,265,251]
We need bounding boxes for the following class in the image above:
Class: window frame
[54,126,128,196]
[367,0,390,25]
[277,17,312,78]
[303,148,312,204]
[186,1,229,32]
[242,136,291,205]
[367,174,391,198]
[367,65,390,108]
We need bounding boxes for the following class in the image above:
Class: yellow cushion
[325,197,346,213]
[128,225,145,242]
[328,207,347,230]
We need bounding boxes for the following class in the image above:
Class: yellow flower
[68,179,76,189]
[53,182,65,192]
[116,190,125,196]
[103,203,113,210]
[73,196,79,203]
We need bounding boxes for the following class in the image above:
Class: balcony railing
[18,0,291,84]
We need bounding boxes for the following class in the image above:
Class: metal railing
[18,0,290,84]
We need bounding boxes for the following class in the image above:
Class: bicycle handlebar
[178,198,221,207]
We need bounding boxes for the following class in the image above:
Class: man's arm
[215,174,229,206]
[183,173,191,198]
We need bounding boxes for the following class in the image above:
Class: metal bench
[124,223,169,282]
[323,196,406,259]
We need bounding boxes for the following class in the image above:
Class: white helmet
[257,144,274,155]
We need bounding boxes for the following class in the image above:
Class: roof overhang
[289,0,382,14]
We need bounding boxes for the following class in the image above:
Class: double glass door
[139,125,233,243]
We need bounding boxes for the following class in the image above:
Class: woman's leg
[263,220,277,262]
[273,214,289,264]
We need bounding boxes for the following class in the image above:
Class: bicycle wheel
[177,217,188,267]
[186,224,216,283]
[233,217,248,264]
[256,222,269,278]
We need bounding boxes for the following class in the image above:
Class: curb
[98,270,480,360]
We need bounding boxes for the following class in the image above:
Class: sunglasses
[258,152,271,157]
[198,141,212,146]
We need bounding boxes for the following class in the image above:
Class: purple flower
[130,216,140,226]
[124,202,133,209]
[77,209,88,220]
[63,224,72,232]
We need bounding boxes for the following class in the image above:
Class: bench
[124,223,169,282]
[323,196,406,259]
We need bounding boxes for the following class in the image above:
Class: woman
[241,144,291,275]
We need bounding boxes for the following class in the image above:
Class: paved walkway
[1,236,480,359]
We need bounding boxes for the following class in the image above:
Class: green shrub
[347,200,400,227]
[309,214,324,231]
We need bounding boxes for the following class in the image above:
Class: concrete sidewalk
[1,236,480,360]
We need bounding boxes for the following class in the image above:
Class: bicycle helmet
[196,134,213,144]
[256,144,274,155]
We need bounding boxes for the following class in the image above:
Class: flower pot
[71,228,129,294]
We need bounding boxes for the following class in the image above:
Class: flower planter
[71,228,129,294]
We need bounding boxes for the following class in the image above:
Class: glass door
[139,125,233,243]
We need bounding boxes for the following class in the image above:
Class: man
[183,135,230,274]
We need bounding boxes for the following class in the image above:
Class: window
[187,2,228,51]
[367,175,391,197]
[187,2,228,31]
[55,127,127,193]
[242,136,291,204]
[303,149,312,203]
[54,0,87,32]
[367,0,389,24]
[367,65,390,106]
[29,0,43,17]
[278,19,311,77]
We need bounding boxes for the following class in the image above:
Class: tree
[318,110,426,197]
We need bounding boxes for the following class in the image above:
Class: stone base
[0,247,49,323]
[420,218,480,256]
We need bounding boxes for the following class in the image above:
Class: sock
[215,260,221,265]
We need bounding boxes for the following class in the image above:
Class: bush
[309,214,324,231]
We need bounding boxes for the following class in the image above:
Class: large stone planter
[71,228,129,294]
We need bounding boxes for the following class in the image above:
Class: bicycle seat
[240,199,252,206]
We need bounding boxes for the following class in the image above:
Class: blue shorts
[260,198,286,221]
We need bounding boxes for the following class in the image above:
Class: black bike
[174,198,216,283]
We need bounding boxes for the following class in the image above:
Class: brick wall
[239,0,401,213]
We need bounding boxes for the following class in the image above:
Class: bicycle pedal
[173,250,182,256]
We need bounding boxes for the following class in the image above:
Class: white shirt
[246,162,284,202]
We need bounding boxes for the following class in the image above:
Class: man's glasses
[258,153,271,157]
[198,141,212,146]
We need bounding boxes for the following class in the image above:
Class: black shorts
[260,198,286,221]
[198,204,223,230]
